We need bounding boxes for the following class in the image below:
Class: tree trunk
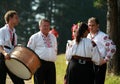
[107,0,120,75]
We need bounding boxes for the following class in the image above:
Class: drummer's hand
[4,53,10,60]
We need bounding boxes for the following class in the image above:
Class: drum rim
[26,46,41,60]
[5,58,32,80]
[14,45,41,62]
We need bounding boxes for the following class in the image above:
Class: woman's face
[72,28,77,39]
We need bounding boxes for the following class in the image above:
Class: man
[27,19,57,84]
[87,17,116,84]
[0,10,24,84]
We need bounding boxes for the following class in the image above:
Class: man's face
[11,14,19,26]
[40,21,50,35]
[88,20,99,33]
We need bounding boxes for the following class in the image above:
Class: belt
[4,46,11,49]
[72,55,92,62]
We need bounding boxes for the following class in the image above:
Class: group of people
[0,10,57,84]
[65,17,116,84]
[0,10,116,84]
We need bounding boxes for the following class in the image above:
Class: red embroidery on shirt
[42,35,52,48]
[9,29,13,42]
[111,42,115,45]
[111,49,116,53]
[103,36,108,40]
[105,42,110,46]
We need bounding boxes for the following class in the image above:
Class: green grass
[105,73,120,84]
[56,54,67,84]
[56,54,120,84]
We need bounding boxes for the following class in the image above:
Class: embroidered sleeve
[102,35,116,61]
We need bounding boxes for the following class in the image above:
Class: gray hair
[39,18,50,26]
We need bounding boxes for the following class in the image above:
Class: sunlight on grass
[56,54,120,84]
[105,73,120,84]
[56,54,67,84]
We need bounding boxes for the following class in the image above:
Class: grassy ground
[105,73,120,84]
[7,54,120,84]
[56,54,67,84]
[56,54,120,84]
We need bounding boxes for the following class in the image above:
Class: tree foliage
[0,0,38,45]
[93,0,107,8]
[0,0,107,53]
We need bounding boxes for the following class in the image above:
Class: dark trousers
[0,53,24,84]
[34,59,56,84]
[94,63,107,84]
[66,58,94,84]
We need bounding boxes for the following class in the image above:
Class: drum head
[5,58,32,80]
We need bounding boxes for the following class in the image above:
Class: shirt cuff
[104,56,110,62]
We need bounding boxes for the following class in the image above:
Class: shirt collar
[40,31,50,37]
[90,30,100,39]
[5,24,16,33]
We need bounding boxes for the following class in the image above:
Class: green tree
[107,0,120,75]
[55,0,107,53]
[0,0,107,54]
[0,0,38,45]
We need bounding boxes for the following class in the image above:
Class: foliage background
[0,0,107,53]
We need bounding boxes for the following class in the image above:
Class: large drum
[5,45,41,80]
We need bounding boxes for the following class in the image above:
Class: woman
[65,22,101,84]
[65,24,78,64]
